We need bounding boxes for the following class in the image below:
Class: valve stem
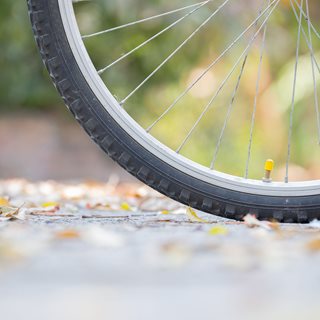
[263,159,274,183]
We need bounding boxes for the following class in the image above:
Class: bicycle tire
[27,0,320,223]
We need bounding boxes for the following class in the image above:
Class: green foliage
[0,0,61,110]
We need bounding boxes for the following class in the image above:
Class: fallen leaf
[26,207,60,216]
[120,202,132,211]
[86,203,111,210]
[56,229,81,239]
[161,210,170,215]
[243,214,273,230]
[306,238,320,251]
[0,206,25,220]
[0,197,10,206]
[208,225,228,236]
[186,207,208,223]
[41,201,60,209]
[269,221,281,231]
[155,219,177,223]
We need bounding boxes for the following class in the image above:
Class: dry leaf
[243,214,272,230]
[26,206,60,216]
[268,221,281,231]
[208,225,228,236]
[0,206,25,220]
[56,229,81,239]
[86,203,111,210]
[186,207,208,223]
[0,197,10,206]
[306,238,320,251]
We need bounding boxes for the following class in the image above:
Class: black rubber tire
[27,0,320,223]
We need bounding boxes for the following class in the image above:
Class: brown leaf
[0,206,24,220]
[28,207,60,216]
[306,238,320,251]
[56,229,81,239]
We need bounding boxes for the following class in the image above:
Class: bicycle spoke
[290,0,320,75]
[306,0,320,144]
[212,2,270,169]
[82,1,213,39]
[285,0,304,183]
[147,0,279,132]
[176,1,280,154]
[210,56,248,169]
[119,0,232,105]
[98,1,211,74]
[71,0,320,185]
[245,1,270,179]
[292,0,320,41]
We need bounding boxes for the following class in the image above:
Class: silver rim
[59,0,320,196]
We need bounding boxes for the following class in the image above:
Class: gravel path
[0,180,320,320]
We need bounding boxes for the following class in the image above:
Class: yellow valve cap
[264,159,274,171]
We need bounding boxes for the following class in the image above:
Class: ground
[0,179,320,320]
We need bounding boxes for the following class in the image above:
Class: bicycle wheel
[28,0,320,222]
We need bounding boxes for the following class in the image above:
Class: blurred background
[0,0,133,181]
[1,0,320,181]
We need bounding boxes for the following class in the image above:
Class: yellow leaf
[41,201,60,208]
[0,197,10,206]
[56,229,80,239]
[161,210,170,215]
[306,238,320,252]
[208,225,228,236]
[120,202,132,211]
[269,221,280,231]
[186,207,207,223]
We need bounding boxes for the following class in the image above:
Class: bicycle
[27,0,320,222]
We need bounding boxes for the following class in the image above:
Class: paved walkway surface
[0,179,320,320]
